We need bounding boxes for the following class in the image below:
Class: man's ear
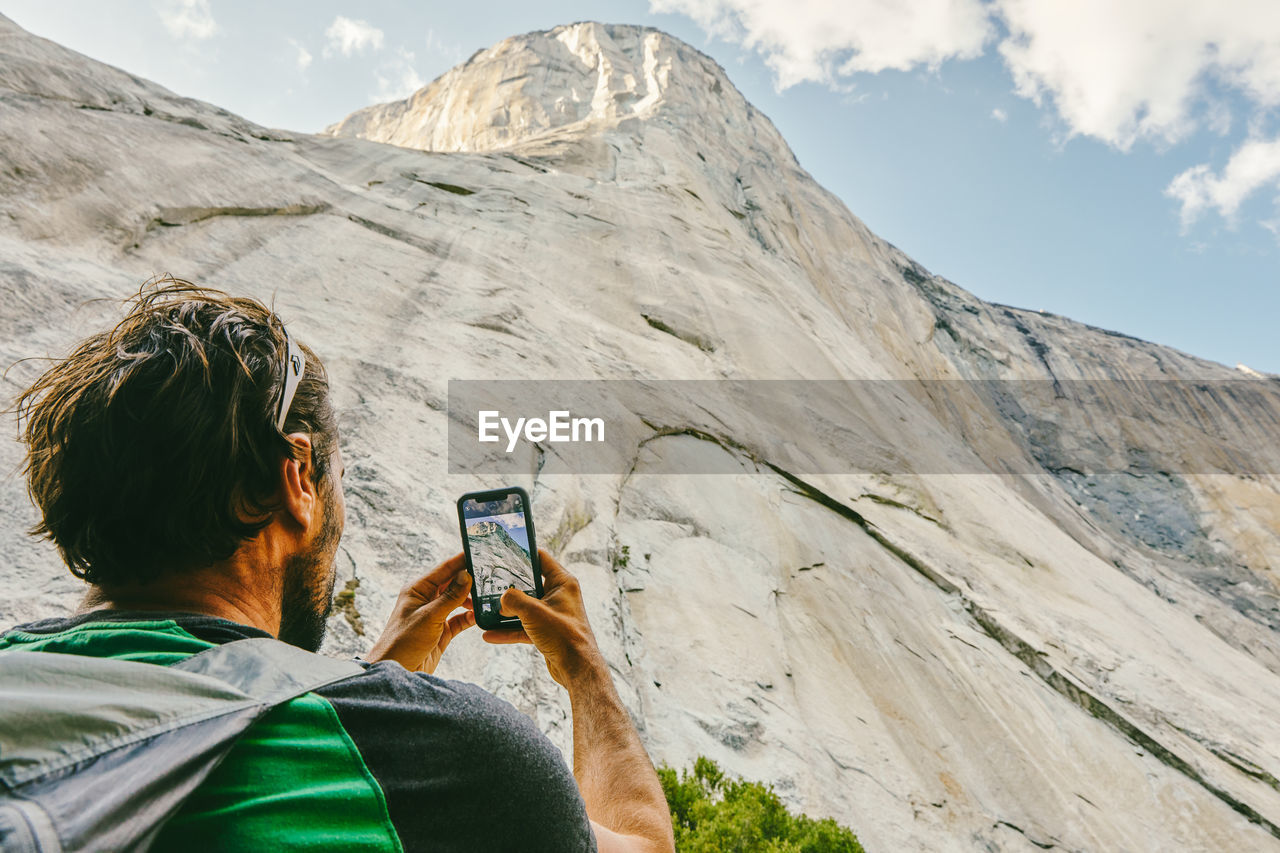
[279,433,317,530]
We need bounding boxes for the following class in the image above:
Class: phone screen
[460,491,537,624]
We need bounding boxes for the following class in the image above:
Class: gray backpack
[0,638,364,852]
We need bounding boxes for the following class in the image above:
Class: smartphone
[457,486,542,630]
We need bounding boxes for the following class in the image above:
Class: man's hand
[365,553,475,674]
[482,548,603,687]
[485,549,676,853]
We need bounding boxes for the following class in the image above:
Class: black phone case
[457,486,542,630]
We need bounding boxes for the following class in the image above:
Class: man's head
[16,278,344,650]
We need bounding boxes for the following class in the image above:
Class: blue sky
[5,1,1278,372]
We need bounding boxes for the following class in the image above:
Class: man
[2,280,674,853]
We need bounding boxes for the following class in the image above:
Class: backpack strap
[169,636,366,706]
[0,637,364,852]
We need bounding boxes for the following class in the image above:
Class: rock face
[2,15,1280,851]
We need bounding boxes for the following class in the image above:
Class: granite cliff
[2,15,1279,851]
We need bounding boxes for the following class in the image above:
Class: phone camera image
[460,492,536,623]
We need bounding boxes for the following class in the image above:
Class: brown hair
[15,277,337,585]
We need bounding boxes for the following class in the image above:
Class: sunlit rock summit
[3,16,1280,852]
[326,22,750,150]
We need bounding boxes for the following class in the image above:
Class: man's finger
[442,610,475,644]
[536,548,572,587]
[481,628,531,645]
[437,571,472,607]
[416,571,471,626]
[499,586,545,620]
[404,553,467,599]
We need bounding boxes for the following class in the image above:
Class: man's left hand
[365,553,475,673]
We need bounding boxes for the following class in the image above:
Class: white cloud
[324,16,384,58]
[652,0,1280,146]
[648,0,992,90]
[995,0,1280,150]
[1166,136,1280,227]
[289,38,312,73]
[991,107,1008,122]
[157,0,217,40]
[374,48,425,101]
[653,0,1280,230]
[997,0,1280,229]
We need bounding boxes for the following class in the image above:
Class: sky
[4,1,1278,373]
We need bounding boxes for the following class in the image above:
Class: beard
[277,474,341,652]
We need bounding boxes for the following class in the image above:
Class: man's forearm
[566,653,674,852]
[492,553,674,851]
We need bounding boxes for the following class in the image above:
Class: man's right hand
[482,548,604,688]
[483,549,675,853]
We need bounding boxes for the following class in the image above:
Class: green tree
[659,756,865,853]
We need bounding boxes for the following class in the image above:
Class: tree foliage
[659,756,865,853]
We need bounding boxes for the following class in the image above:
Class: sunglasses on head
[276,328,306,431]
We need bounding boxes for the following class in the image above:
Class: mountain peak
[322,20,794,167]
